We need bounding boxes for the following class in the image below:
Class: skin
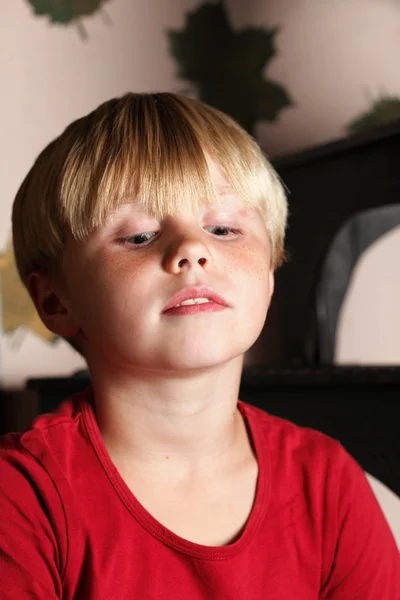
[28,160,274,488]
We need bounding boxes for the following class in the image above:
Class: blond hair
[12,92,287,287]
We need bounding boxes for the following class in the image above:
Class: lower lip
[163,302,227,316]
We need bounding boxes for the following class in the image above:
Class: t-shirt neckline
[81,387,269,560]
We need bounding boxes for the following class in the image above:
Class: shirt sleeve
[0,437,64,599]
[320,447,400,599]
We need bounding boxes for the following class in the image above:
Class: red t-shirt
[0,387,399,599]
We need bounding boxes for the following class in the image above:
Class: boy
[1,92,399,599]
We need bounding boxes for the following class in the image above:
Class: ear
[27,271,81,338]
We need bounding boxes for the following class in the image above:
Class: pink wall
[247,0,400,156]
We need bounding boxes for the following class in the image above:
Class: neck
[89,356,247,481]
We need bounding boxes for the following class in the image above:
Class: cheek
[229,244,272,311]
[85,256,156,325]
[83,252,144,291]
[229,242,271,282]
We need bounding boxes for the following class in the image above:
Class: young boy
[1,92,399,599]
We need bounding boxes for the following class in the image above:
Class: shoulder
[239,399,348,470]
[0,387,91,512]
[239,399,365,519]
[0,424,78,598]
[0,389,92,584]
[239,402,400,596]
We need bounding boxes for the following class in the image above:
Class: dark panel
[247,121,400,366]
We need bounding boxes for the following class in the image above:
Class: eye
[205,226,242,237]
[116,225,242,248]
[117,232,157,247]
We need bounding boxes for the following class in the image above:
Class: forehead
[105,196,252,227]
[106,157,247,222]
[206,157,233,193]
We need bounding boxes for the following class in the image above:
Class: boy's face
[56,161,274,373]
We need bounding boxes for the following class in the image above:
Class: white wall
[336,226,400,365]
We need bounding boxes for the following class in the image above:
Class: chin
[156,343,249,373]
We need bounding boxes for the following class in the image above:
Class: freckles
[117,261,143,278]
[230,244,268,279]
[101,253,144,280]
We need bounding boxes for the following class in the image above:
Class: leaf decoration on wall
[26,0,112,35]
[168,0,292,134]
[0,238,56,342]
[347,96,400,135]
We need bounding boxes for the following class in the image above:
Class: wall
[336,226,400,364]
[247,0,400,157]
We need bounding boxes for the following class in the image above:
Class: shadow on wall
[348,95,400,134]
[167,0,292,134]
[25,0,113,39]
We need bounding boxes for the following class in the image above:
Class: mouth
[162,301,227,316]
[162,286,229,314]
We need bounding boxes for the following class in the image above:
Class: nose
[162,232,212,275]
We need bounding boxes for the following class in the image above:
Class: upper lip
[162,286,229,312]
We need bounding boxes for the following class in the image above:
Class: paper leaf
[0,239,56,342]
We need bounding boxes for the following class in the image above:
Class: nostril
[176,256,206,268]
